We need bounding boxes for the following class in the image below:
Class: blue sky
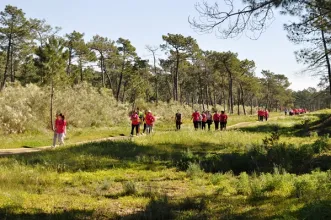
[1,0,321,90]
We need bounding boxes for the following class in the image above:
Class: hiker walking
[52,113,67,148]
[175,110,182,130]
[264,109,269,121]
[130,110,140,136]
[192,110,200,131]
[145,110,155,134]
[258,109,264,121]
[213,111,220,130]
[201,111,207,130]
[143,110,148,134]
[206,110,213,131]
[198,113,203,129]
[137,108,144,134]
[220,111,228,131]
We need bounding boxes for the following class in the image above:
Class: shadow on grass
[0,206,96,220]
[120,194,331,220]
[3,135,331,175]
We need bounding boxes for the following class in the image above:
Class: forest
[2,1,331,219]
[1,4,330,134]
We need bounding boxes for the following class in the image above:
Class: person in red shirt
[201,111,207,130]
[264,109,269,121]
[191,110,200,130]
[145,110,155,134]
[213,111,220,130]
[220,111,228,131]
[130,110,140,136]
[258,109,264,121]
[52,113,67,148]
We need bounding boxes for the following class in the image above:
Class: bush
[122,181,138,196]
[186,163,204,178]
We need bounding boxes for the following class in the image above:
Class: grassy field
[0,112,280,149]
[0,111,331,219]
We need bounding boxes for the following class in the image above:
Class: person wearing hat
[191,110,200,131]
[145,110,155,134]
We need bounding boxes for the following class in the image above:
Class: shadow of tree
[0,206,96,220]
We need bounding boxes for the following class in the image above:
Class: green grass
[0,127,127,149]
[0,111,331,219]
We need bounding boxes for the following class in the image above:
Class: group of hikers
[174,109,228,131]
[285,108,307,116]
[190,110,228,131]
[130,108,156,136]
[257,109,270,121]
[53,106,309,146]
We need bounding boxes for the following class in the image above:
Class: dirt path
[0,116,285,156]
[0,136,130,156]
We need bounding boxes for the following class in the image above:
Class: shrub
[186,163,204,178]
[122,181,138,196]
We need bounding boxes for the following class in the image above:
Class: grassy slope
[0,111,331,219]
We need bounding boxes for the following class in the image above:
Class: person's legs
[194,121,198,130]
[136,125,139,135]
[215,121,219,130]
[202,122,206,130]
[143,123,147,133]
[59,133,64,145]
[207,120,211,130]
[52,132,58,147]
[131,125,135,136]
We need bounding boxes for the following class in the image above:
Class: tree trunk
[175,50,179,101]
[321,29,331,95]
[1,35,12,91]
[152,52,158,105]
[50,80,54,130]
[237,87,240,115]
[116,58,125,101]
[240,83,246,115]
[79,59,83,82]
[67,47,72,76]
[10,46,14,82]
[250,98,253,115]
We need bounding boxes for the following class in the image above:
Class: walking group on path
[191,110,228,131]
[257,109,269,121]
[174,109,228,131]
[130,108,155,136]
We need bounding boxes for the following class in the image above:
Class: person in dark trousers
[220,111,228,131]
[264,109,269,121]
[201,111,207,130]
[175,110,182,130]
[130,110,140,136]
[206,110,213,131]
[191,110,200,131]
[213,111,220,130]
[258,109,264,121]
[143,110,148,134]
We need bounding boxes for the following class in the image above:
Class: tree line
[0,4,318,114]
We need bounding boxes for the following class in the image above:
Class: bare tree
[189,0,331,39]
[146,45,159,104]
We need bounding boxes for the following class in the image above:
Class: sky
[1,0,321,91]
